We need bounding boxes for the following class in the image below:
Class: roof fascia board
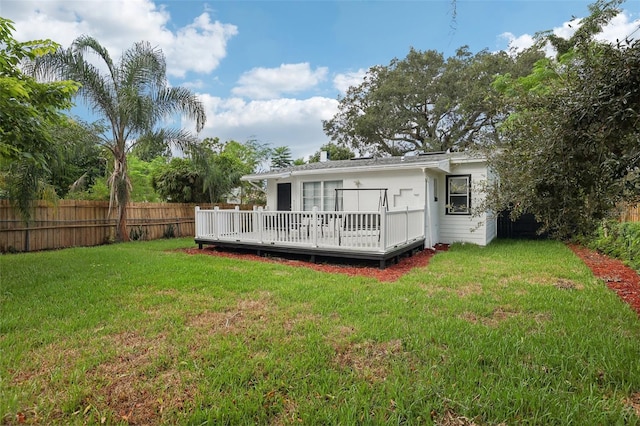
[241,156,484,181]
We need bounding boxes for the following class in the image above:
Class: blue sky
[3,0,640,159]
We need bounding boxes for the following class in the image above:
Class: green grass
[1,238,639,425]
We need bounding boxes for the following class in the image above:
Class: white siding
[438,162,495,246]
[291,169,426,212]
[263,158,496,246]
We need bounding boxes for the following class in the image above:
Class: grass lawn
[1,238,639,425]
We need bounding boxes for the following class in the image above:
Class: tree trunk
[113,150,130,242]
[117,197,128,242]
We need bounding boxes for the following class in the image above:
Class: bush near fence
[0,200,256,253]
[589,221,640,273]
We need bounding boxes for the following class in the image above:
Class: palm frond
[154,87,207,131]
[71,35,118,86]
[128,128,198,155]
[121,41,166,91]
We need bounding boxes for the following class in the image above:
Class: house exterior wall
[437,162,496,246]
[266,168,427,212]
[261,158,496,247]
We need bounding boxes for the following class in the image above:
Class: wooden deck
[194,207,426,268]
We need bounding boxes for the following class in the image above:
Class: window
[446,175,471,215]
[303,180,342,211]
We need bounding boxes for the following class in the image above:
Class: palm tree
[270,146,293,169]
[36,36,206,241]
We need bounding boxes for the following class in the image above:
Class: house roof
[241,151,485,181]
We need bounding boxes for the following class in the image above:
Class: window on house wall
[446,175,471,214]
[303,180,342,211]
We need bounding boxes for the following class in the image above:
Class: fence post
[24,226,30,253]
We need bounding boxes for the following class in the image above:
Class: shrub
[589,221,640,272]
[163,224,176,239]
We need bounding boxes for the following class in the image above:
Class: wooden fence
[620,203,640,222]
[0,200,255,253]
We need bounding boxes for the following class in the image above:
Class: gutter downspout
[245,179,267,194]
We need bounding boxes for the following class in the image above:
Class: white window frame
[302,180,342,211]
[446,175,471,215]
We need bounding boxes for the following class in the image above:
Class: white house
[194,151,496,268]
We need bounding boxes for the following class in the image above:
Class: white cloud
[594,13,640,44]
[164,13,237,78]
[3,0,236,77]
[500,11,640,56]
[180,79,207,90]
[232,63,328,100]
[500,32,535,52]
[193,95,339,158]
[333,69,368,94]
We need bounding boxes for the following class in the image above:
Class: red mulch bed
[182,244,640,316]
[569,245,640,317]
[182,244,448,282]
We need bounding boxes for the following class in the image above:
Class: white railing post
[380,207,387,250]
[255,206,263,243]
[312,207,318,247]
[213,206,219,239]
[195,206,200,237]
[234,206,240,238]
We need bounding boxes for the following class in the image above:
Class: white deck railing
[195,206,425,253]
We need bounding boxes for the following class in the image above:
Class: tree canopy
[323,46,541,156]
[270,146,293,169]
[151,157,207,203]
[0,18,79,222]
[48,119,106,198]
[152,138,270,204]
[308,143,355,163]
[483,0,640,238]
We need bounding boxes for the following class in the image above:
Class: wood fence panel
[621,203,640,222]
[0,200,256,252]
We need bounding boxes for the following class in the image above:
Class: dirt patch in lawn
[569,245,640,317]
[626,392,640,418]
[332,339,411,382]
[187,295,274,341]
[459,306,521,327]
[182,244,447,282]
[434,408,483,426]
[554,278,584,290]
[86,331,195,425]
